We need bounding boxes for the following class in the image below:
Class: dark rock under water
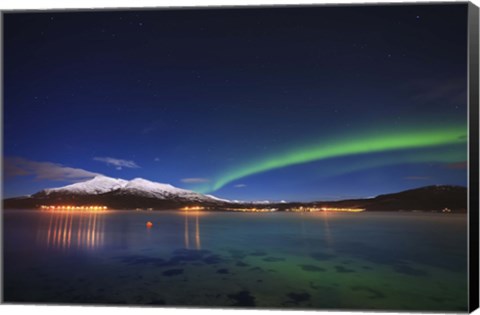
[228,290,256,307]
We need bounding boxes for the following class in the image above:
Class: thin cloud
[445,161,467,170]
[409,77,467,105]
[404,176,431,180]
[141,119,166,135]
[4,157,100,181]
[234,184,247,188]
[154,157,160,162]
[181,178,210,183]
[93,157,140,170]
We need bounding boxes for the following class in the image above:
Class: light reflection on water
[36,210,204,252]
[299,212,334,250]
[183,211,202,250]
[322,212,333,247]
[4,210,468,310]
[37,211,106,250]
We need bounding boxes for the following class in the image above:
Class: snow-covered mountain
[205,194,232,203]
[43,175,129,195]
[9,175,294,209]
[35,175,227,204]
[119,177,219,202]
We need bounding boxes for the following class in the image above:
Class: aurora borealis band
[3,5,469,200]
[205,125,467,193]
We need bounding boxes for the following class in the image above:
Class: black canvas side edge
[468,2,479,313]
[0,11,5,305]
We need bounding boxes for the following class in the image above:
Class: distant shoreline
[2,208,468,214]
[3,185,468,213]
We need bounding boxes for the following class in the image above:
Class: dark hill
[3,185,468,212]
[308,185,467,212]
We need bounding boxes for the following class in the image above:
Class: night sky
[3,4,469,201]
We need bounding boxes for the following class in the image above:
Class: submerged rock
[287,292,311,304]
[299,264,326,272]
[335,265,355,273]
[162,269,184,277]
[263,257,285,262]
[228,290,256,307]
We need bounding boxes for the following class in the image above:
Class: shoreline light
[224,207,278,212]
[181,206,205,211]
[287,206,365,212]
[39,205,108,212]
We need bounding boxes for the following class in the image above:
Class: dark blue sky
[3,4,468,201]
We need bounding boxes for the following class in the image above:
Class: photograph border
[1,1,479,314]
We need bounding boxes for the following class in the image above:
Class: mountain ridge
[31,175,223,204]
[3,176,468,212]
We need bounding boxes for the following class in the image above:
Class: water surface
[3,210,468,311]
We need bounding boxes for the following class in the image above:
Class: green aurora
[201,125,467,193]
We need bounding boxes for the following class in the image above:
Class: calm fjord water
[3,210,467,311]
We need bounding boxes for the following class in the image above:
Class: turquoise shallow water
[3,210,468,311]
